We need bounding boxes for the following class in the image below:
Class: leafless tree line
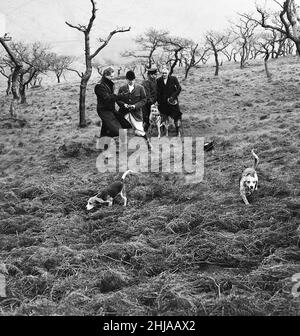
[0,40,75,103]
[122,0,300,80]
[121,28,210,79]
[0,0,299,127]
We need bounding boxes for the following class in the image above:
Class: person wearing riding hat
[141,67,158,131]
[94,66,128,137]
[117,70,151,148]
[156,66,182,136]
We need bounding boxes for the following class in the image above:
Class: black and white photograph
[0,0,299,325]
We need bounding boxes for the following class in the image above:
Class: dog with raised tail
[240,149,259,205]
[86,170,133,210]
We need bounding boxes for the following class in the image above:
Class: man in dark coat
[156,67,182,135]
[141,67,158,131]
[117,70,147,136]
[117,70,152,148]
[94,66,128,137]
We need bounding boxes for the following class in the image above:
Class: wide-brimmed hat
[126,70,136,80]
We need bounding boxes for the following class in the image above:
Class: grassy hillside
[0,57,299,316]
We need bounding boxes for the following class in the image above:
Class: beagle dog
[86,170,133,210]
[148,104,169,138]
[240,149,259,205]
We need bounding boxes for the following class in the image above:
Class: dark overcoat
[94,77,129,137]
[142,77,157,105]
[156,75,182,121]
[117,84,147,122]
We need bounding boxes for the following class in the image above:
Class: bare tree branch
[65,0,130,127]
[65,21,86,32]
[241,1,300,55]
[66,67,83,78]
[87,0,97,33]
[91,27,131,59]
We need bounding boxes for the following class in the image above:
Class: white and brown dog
[86,170,133,210]
[148,104,169,138]
[240,149,259,205]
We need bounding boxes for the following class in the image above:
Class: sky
[0,0,280,63]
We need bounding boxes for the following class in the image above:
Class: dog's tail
[121,170,133,180]
[251,149,259,169]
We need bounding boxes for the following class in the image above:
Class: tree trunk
[264,60,272,79]
[184,64,192,80]
[0,39,22,100]
[19,74,27,104]
[76,30,93,128]
[276,38,286,58]
[233,52,238,63]
[213,49,219,76]
[240,42,247,69]
[264,52,272,80]
[295,41,300,56]
[11,65,22,100]
[78,71,91,128]
[6,75,12,96]
[169,48,182,76]
[19,84,27,104]
[56,73,61,83]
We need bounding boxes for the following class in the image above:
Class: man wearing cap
[94,66,128,137]
[117,71,151,148]
[141,67,158,131]
[156,67,182,136]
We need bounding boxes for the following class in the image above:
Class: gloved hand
[128,104,135,110]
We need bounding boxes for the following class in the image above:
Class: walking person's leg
[142,103,151,132]
[169,104,182,136]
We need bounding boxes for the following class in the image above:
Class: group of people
[94,65,182,144]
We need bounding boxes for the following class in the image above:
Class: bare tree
[66,0,130,127]
[123,59,141,73]
[282,37,296,55]
[162,36,191,75]
[232,16,258,68]
[0,57,13,95]
[221,45,239,62]
[181,41,210,80]
[254,32,277,79]
[0,36,23,100]
[154,51,172,72]
[122,28,169,78]
[49,53,75,83]
[7,41,53,104]
[205,31,233,76]
[265,14,290,58]
[92,60,104,76]
[242,0,300,56]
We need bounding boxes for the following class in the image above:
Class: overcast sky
[0,0,279,62]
